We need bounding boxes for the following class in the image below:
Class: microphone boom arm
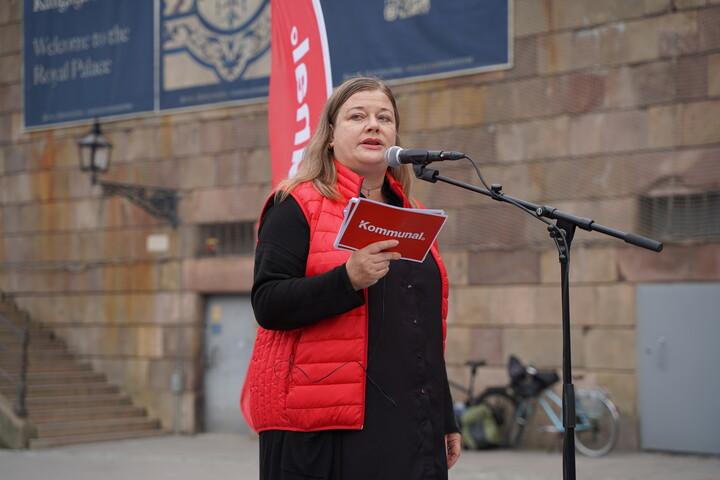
[412,164,662,252]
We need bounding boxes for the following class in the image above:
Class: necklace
[361,182,383,197]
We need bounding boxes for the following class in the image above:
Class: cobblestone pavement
[1,433,719,480]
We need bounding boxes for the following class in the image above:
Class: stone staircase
[0,297,166,448]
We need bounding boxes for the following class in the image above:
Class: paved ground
[1,433,719,480]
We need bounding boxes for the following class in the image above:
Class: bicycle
[450,355,620,457]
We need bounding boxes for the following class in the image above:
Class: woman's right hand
[346,240,402,290]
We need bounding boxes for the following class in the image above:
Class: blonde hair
[275,76,413,202]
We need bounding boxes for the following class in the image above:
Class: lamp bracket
[99,180,179,228]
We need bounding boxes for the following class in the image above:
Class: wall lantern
[78,119,179,227]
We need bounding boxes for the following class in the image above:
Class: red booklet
[334,197,447,262]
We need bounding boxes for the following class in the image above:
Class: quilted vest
[240,161,449,432]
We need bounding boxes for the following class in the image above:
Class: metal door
[637,283,720,454]
[203,295,256,433]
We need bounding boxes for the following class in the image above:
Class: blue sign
[159,0,271,110]
[321,0,510,84]
[23,0,509,129]
[23,0,155,128]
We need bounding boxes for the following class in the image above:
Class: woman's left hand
[445,432,462,469]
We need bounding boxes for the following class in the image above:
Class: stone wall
[1,0,719,445]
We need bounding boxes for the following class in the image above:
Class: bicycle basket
[460,403,501,450]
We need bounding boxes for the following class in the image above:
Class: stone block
[170,121,201,157]
[596,284,636,326]
[560,73,607,114]
[149,359,198,391]
[0,83,20,113]
[551,0,647,30]
[540,247,619,284]
[425,89,454,130]
[570,110,648,156]
[200,118,235,154]
[183,256,254,293]
[214,151,244,187]
[509,36,539,80]
[698,7,720,50]
[445,326,473,365]
[515,0,551,36]
[180,155,216,189]
[162,325,201,358]
[243,147,271,184]
[441,250,469,286]
[594,371,637,419]
[2,171,32,204]
[677,55,708,100]
[496,116,570,162]
[157,261,181,290]
[0,114,11,145]
[448,85,485,128]
[648,104,680,149]
[232,113,269,149]
[692,244,720,280]
[645,0,674,15]
[605,61,676,109]
[468,250,540,285]
[617,244,720,282]
[126,128,160,162]
[485,77,561,123]
[0,54,20,84]
[0,23,20,55]
[137,326,164,357]
[181,185,269,223]
[681,99,720,145]
[709,53,720,96]
[396,91,431,132]
[487,285,537,325]
[673,0,707,8]
[469,327,503,366]
[451,286,493,325]
[656,11,700,57]
[584,327,636,370]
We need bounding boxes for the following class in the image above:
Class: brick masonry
[0,2,719,447]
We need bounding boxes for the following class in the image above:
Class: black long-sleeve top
[252,186,458,480]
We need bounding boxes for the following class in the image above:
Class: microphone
[384,146,466,167]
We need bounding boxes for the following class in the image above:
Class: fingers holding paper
[346,240,402,290]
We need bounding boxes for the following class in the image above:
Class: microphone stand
[413,164,662,480]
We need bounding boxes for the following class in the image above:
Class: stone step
[25,371,106,385]
[35,416,161,438]
[0,382,119,398]
[0,351,73,363]
[0,342,69,355]
[2,362,92,374]
[27,393,132,409]
[30,428,167,449]
[30,404,147,424]
[0,339,67,351]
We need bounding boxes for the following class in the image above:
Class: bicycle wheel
[574,389,620,457]
[476,390,523,447]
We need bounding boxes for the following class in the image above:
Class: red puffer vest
[240,161,449,432]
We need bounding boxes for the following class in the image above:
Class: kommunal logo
[358,220,426,241]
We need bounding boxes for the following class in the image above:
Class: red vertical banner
[269,0,333,186]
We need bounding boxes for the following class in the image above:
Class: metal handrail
[0,310,29,418]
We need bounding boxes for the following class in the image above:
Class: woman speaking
[241,76,460,480]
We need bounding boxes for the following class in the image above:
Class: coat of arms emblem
[162,0,270,87]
